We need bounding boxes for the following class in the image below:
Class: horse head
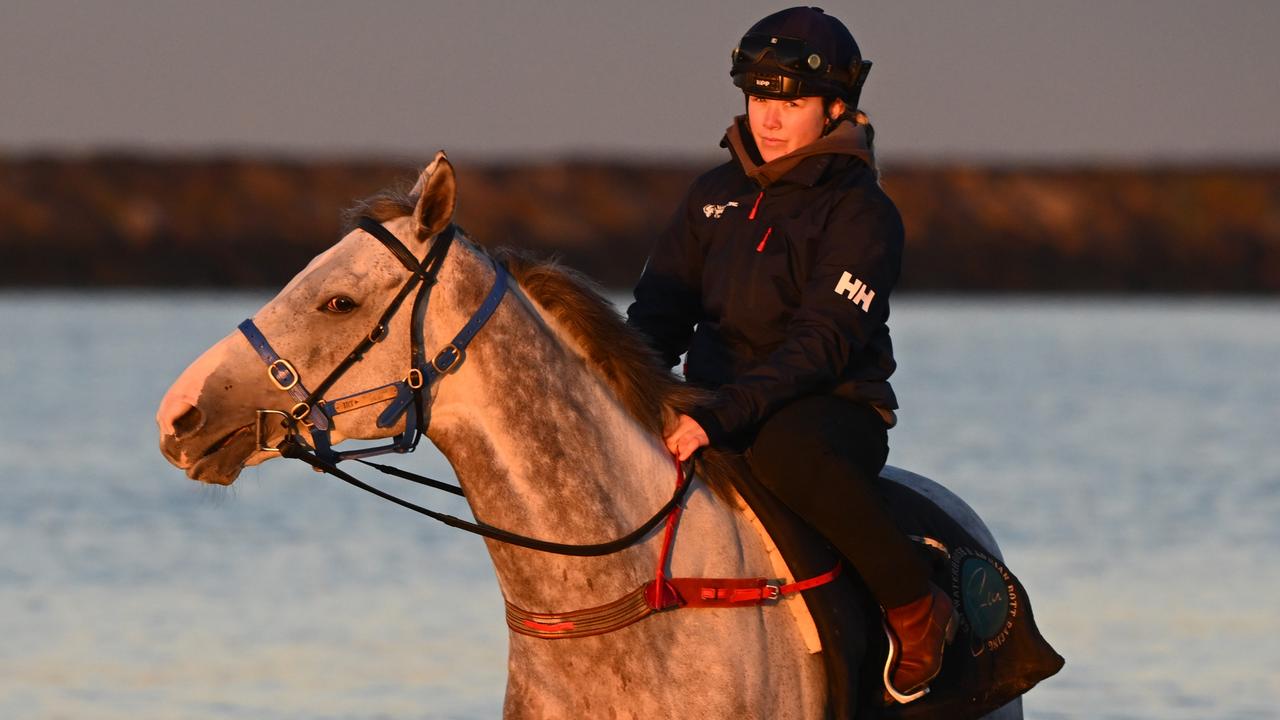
[157,152,464,485]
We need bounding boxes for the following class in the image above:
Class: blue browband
[237,221,508,462]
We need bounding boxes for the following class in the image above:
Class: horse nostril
[171,404,205,438]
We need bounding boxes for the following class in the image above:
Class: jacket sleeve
[626,182,705,369]
[687,197,903,443]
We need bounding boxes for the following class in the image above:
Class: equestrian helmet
[730,6,872,108]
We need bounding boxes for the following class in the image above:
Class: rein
[279,439,695,557]
[238,217,838,637]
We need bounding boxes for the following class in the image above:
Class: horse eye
[323,296,358,314]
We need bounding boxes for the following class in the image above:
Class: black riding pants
[746,395,929,609]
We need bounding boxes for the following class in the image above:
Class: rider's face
[747,95,841,162]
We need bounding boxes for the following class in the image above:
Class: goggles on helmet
[731,32,870,102]
[732,33,830,76]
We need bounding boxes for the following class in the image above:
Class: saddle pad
[713,451,873,720]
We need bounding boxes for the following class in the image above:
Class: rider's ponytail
[852,109,880,180]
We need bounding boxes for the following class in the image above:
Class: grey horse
[157,154,1022,719]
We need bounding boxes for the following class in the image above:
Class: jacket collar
[722,115,875,189]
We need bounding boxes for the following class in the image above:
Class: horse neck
[422,245,684,609]
[414,246,829,718]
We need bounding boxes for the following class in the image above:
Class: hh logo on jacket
[835,272,875,312]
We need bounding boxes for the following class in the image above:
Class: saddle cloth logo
[702,201,739,219]
[834,271,875,312]
[950,547,1019,656]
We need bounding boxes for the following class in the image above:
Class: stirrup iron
[881,617,930,704]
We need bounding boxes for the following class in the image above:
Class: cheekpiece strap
[379,257,509,424]
[237,319,330,431]
[423,261,509,386]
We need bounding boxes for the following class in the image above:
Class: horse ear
[411,150,456,241]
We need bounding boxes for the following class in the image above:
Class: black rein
[282,440,693,557]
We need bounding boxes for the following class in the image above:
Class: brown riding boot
[882,583,957,704]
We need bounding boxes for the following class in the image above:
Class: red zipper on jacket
[749,190,770,252]
[756,226,773,253]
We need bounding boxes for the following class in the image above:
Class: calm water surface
[1,292,1276,719]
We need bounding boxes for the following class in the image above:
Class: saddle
[718,455,1064,719]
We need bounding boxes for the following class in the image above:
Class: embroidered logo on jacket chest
[702,201,739,219]
[835,272,876,312]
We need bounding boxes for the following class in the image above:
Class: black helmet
[730,6,871,108]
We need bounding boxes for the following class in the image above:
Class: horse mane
[494,250,739,501]
[342,188,739,500]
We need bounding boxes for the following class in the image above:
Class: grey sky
[2,1,1277,163]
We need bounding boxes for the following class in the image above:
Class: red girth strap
[504,455,843,640]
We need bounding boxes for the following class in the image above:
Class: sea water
[0,292,1276,719]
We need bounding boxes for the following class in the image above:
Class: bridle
[238,217,505,464]
[234,217,692,556]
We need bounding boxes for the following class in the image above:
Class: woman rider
[627,7,954,704]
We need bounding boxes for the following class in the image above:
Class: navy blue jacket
[627,118,904,444]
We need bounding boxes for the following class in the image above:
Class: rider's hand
[665,414,709,461]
